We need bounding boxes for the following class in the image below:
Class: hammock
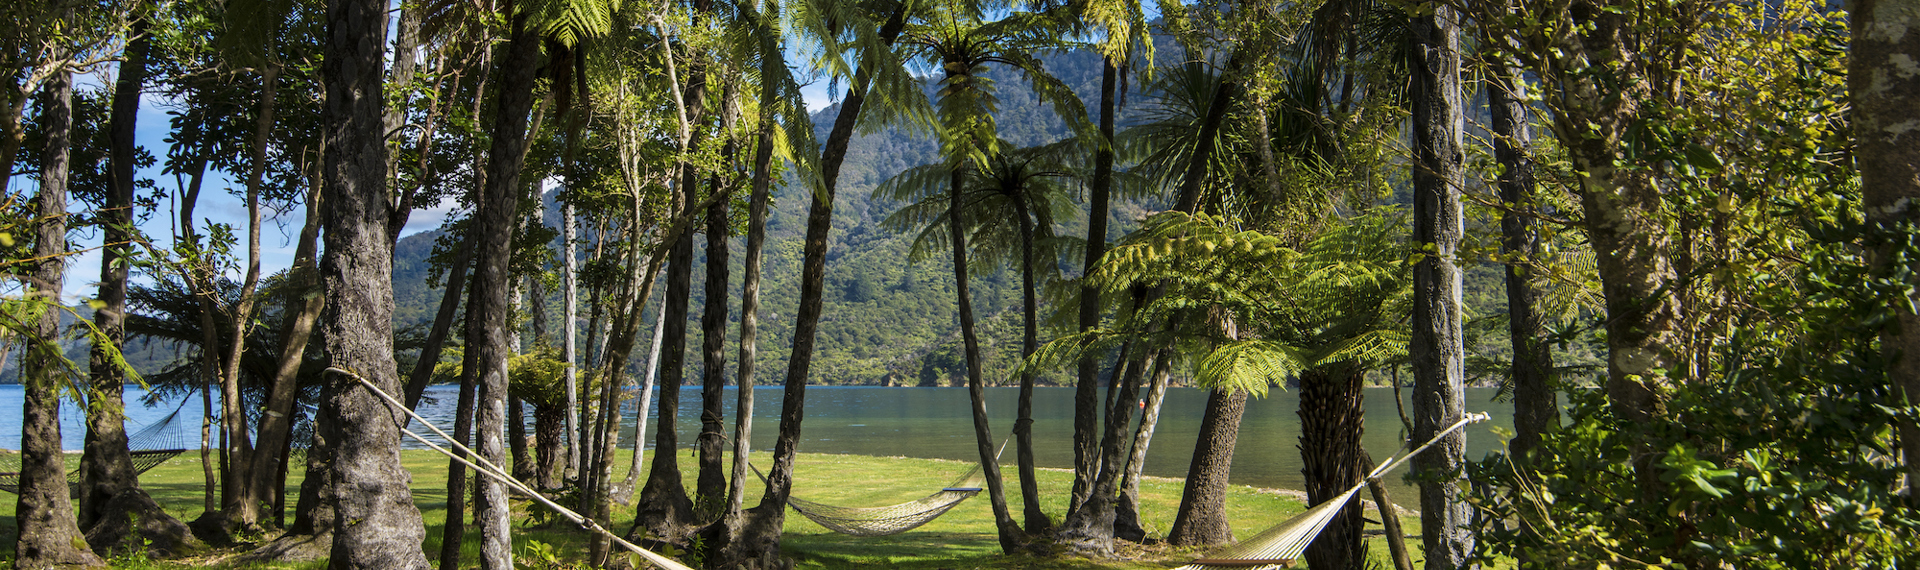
[0,407,192,497]
[1176,412,1491,570]
[759,437,1010,537]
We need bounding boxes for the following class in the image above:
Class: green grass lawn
[1,449,1427,569]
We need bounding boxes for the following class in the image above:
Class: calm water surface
[1,384,1517,494]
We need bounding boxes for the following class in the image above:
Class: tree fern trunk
[1299,363,1367,570]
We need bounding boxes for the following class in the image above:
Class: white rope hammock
[764,437,1009,537]
[1175,412,1491,570]
[333,367,695,570]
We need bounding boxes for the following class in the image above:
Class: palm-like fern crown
[1029,209,1410,394]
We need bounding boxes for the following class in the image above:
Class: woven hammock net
[0,406,192,497]
[762,437,1009,538]
[1173,413,1489,570]
[782,465,986,537]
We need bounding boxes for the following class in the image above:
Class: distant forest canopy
[4,42,1597,389]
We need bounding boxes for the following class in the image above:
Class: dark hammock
[0,408,191,497]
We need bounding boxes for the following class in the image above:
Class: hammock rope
[760,436,1009,537]
[330,367,695,570]
[1175,412,1491,570]
[0,406,193,497]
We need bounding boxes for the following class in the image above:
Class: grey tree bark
[315,0,431,563]
[1113,351,1172,542]
[711,9,909,566]
[1487,61,1556,459]
[1166,388,1247,546]
[1851,0,1920,502]
[1409,7,1474,569]
[16,66,108,570]
[80,14,152,535]
[464,12,544,569]
[947,160,1025,553]
[1071,59,1118,516]
[698,172,732,517]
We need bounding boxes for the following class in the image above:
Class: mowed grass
[1,449,1428,569]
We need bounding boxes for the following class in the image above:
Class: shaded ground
[0,449,1423,568]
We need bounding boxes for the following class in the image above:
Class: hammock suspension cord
[1176,412,1492,570]
[330,367,695,570]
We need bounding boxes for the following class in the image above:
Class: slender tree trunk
[1851,0,1920,503]
[634,186,698,537]
[725,108,774,527]
[248,168,325,531]
[697,173,732,517]
[1071,59,1118,516]
[564,201,581,481]
[437,324,481,570]
[1364,452,1415,570]
[16,66,107,570]
[465,13,543,570]
[717,8,909,566]
[79,15,150,533]
[1410,8,1474,569]
[221,62,279,531]
[620,301,669,501]
[1167,388,1246,546]
[948,164,1024,553]
[1488,62,1556,459]
[1299,363,1367,570]
[403,231,475,411]
[315,0,431,562]
[1060,322,1149,555]
[1114,350,1172,542]
[1011,199,1049,534]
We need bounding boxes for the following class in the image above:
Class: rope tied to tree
[329,367,695,570]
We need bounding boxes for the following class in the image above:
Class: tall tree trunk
[1410,8,1473,569]
[1852,0,1920,503]
[437,338,480,570]
[1012,199,1049,534]
[315,0,431,563]
[620,300,669,501]
[221,62,279,531]
[464,13,543,570]
[725,106,774,527]
[1114,350,1172,542]
[949,165,1024,553]
[1062,341,1149,555]
[716,7,909,566]
[248,168,325,531]
[1071,58,1119,516]
[634,187,698,537]
[564,201,581,481]
[697,177,732,518]
[16,66,107,570]
[403,231,475,411]
[1167,388,1247,546]
[79,15,150,532]
[634,12,710,536]
[1299,363,1367,570]
[1488,63,1555,459]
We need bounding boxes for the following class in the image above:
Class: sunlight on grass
[0,449,1429,569]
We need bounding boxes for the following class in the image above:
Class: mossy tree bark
[465,10,543,569]
[17,66,108,570]
[314,0,431,562]
[1851,0,1920,502]
[80,14,151,535]
[1409,6,1473,568]
[1487,61,1555,459]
